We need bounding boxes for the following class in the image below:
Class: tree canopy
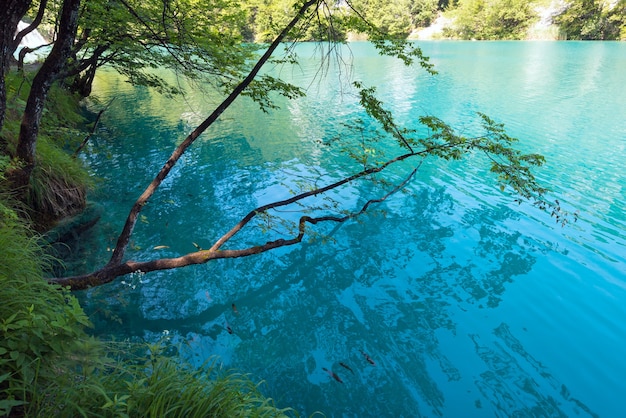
[554,0,626,40]
[443,0,537,40]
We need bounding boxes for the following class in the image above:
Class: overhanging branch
[106,0,319,267]
[48,151,421,290]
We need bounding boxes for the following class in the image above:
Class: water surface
[77,41,625,417]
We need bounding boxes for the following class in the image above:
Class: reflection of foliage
[471,212,535,308]
[115,178,580,415]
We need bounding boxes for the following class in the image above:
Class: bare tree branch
[47,1,322,289]
[106,0,319,266]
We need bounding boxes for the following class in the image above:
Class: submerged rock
[42,202,103,276]
[43,202,103,243]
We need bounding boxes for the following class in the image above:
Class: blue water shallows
[78,42,625,417]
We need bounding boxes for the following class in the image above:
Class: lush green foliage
[349,82,571,225]
[244,0,305,42]
[70,0,258,96]
[1,66,295,415]
[409,0,441,27]
[97,344,293,417]
[2,72,92,228]
[0,183,292,416]
[349,0,415,37]
[237,0,625,41]
[0,179,96,415]
[554,0,626,40]
[443,0,537,39]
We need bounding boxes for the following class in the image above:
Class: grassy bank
[0,213,294,416]
[2,72,92,230]
[0,73,295,417]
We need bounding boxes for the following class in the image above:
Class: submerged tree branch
[72,98,114,158]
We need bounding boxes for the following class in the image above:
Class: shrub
[554,0,626,40]
[444,0,538,39]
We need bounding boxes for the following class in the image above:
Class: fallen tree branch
[45,1,563,291]
[48,151,421,290]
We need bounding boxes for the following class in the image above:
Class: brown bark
[11,0,81,196]
[105,0,319,268]
[0,0,33,135]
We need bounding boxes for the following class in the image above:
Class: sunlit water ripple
[73,41,625,417]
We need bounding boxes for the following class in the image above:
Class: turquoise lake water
[76,41,625,417]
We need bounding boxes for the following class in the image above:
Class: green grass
[0,186,95,416]
[94,344,294,418]
[28,135,93,227]
[0,191,295,417]
[1,75,297,417]
[3,71,93,228]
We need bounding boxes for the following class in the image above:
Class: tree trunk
[68,45,108,97]
[0,0,32,136]
[106,0,319,268]
[70,63,97,97]
[11,0,81,197]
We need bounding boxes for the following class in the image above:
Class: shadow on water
[76,182,597,417]
[471,323,598,418]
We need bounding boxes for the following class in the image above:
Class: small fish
[153,245,169,250]
[322,367,343,383]
[205,291,212,302]
[339,362,354,374]
[361,350,376,366]
[192,242,202,250]
[225,321,233,334]
[232,303,239,315]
